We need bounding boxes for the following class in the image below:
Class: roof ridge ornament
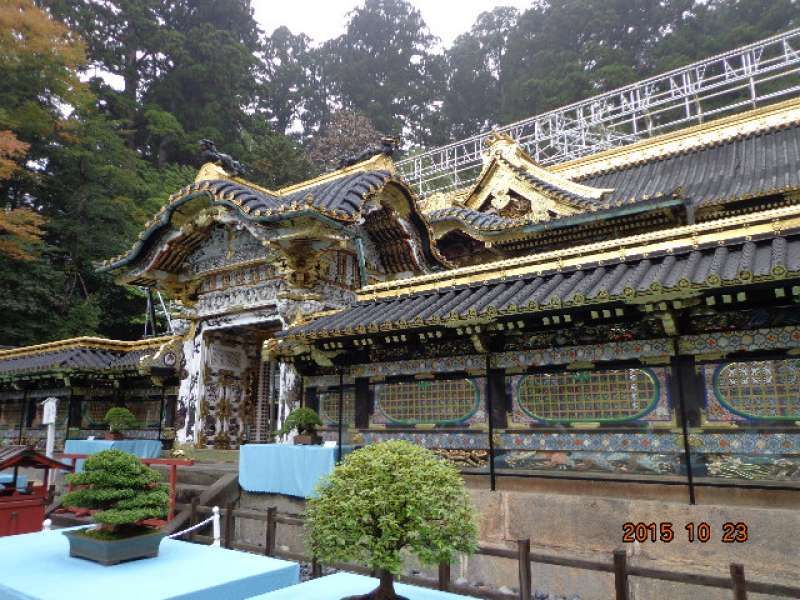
[198,139,247,178]
[338,136,400,170]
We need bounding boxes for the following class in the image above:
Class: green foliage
[307,440,478,574]
[277,407,322,436]
[103,407,139,432]
[62,450,168,528]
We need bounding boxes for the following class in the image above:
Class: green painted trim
[515,367,661,424]
[712,360,800,421]
[375,378,481,426]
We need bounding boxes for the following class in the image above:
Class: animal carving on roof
[198,139,247,177]
[338,136,399,169]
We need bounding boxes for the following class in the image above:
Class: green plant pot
[63,529,164,566]
[293,433,323,445]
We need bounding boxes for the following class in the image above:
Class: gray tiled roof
[197,170,393,218]
[579,123,800,208]
[0,347,152,378]
[284,234,800,338]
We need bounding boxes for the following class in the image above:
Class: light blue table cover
[248,572,474,600]
[0,529,299,600]
[239,444,354,498]
[0,473,28,490]
[64,439,163,471]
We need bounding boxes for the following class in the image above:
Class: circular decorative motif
[163,351,177,367]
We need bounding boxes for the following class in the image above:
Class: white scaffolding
[396,28,800,197]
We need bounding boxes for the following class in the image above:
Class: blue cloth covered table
[239,444,354,498]
[0,529,299,600]
[247,572,474,600]
[0,473,28,490]
[64,439,163,471]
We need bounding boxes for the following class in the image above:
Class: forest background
[0,0,797,345]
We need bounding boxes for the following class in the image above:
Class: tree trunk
[375,570,394,599]
[342,569,408,600]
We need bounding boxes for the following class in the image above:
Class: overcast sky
[252,0,532,48]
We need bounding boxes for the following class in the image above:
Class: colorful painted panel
[319,389,355,426]
[515,368,659,424]
[713,359,800,421]
[374,379,480,425]
[495,338,673,369]
[679,325,800,355]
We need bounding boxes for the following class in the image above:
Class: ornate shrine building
[0,337,179,449]
[2,97,800,492]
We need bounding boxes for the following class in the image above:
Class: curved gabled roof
[99,159,450,276]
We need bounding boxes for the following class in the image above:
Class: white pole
[42,397,58,489]
[212,506,221,547]
[42,519,52,531]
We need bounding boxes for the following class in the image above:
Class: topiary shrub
[103,407,138,433]
[61,450,168,538]
[277,407,323,436]
[307,440,478,600]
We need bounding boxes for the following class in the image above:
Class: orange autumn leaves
[0,0,86,260]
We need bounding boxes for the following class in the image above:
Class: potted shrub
[61,449,169,566]
[307,440,478,600]
[103,407,138,440]
[277,407,323,445]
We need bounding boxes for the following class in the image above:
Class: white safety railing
[396,27,800,197]
[167,505,221,547]
[43,506,222,547]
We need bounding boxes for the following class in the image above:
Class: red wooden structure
[0,446,72,536]
[58,453,193,522]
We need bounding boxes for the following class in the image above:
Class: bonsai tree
[103,407,138,434]
[61,450,168,537]
[277,407,323,437]
[307,440,478,600]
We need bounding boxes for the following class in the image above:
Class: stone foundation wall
[237,478,799,599]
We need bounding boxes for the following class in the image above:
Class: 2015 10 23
[622,522,748,543]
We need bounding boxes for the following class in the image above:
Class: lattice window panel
[517,368,658,423]
[376,379,480,425]
[319,389,355,426]
[714,359,800,420]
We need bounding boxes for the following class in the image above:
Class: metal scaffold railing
[396,27,800,197]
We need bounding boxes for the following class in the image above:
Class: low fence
[181,501,800,600]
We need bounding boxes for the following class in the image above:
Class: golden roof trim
[0,336,176,360]
[193,153,396,199]
[554,97,800,180]
[357,202,800,300]
[278,153,396,195]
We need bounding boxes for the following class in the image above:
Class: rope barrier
[167,505,221,546]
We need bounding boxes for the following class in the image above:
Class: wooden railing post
[311,558,322,579]
[438,561,451,591]
[167,464,177,521]
[264,507,277,556]
[731,564,747,600]
[613,549,629,600]
[224,502,234,549]
[517,539,532,600]
[189,497,198,542]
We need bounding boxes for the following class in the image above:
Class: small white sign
[42,397,58,425]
